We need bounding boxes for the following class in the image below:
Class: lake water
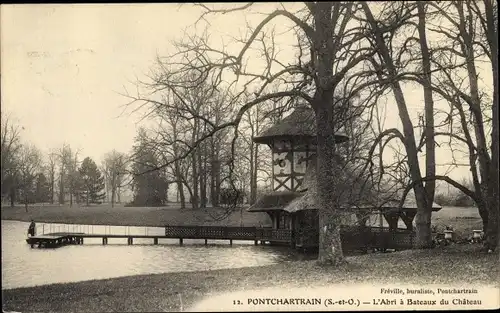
[1,220,303,290]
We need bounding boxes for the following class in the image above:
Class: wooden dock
[26,224,418,252]
[26,225,293,249]
[26,233,85,248]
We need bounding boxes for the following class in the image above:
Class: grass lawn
[431,206,483,239]
[2,244,498,312]
[0,203,272,227]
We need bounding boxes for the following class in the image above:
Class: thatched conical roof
[247,191,303,212]
[253,106,349,145]
[283,157,442,214]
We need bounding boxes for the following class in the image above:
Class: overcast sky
[1,3,491,192]
[2,4,200,159]
[1,4,289,158]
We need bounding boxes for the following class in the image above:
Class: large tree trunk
[315,102,344,265]
[483,0,499,250]
[477,197,489,233]
[456,3,493,238]
[313,2,345,265]
[485,192,499,250]
[417,2,436,248]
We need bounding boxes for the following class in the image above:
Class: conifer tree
[79,157,105,206]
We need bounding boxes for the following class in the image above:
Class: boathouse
[248,104,442,252]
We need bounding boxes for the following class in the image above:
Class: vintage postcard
[1,2,499,312]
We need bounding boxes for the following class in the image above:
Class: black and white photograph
[1,2,499,312]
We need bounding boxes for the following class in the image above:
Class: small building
[249,105,442,252]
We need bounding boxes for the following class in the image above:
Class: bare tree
[360,1,498,250]
[125,68,237,210]
[357,2,466,247]
[1,112,22,207]
[47,152,57,204]
[414,0,498,250]
[365,1,499,250]
[102,150,128,207]
[163,109,188,208]
[55,144,82,206]
[238,99,278,204]
[17,144,43,212]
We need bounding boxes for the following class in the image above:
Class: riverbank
[0,203,271,227]
[2,244,498,312]
[1,204,482,239]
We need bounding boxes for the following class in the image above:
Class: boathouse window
[279,214,288,229]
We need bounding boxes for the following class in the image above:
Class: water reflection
[1,220,301,290]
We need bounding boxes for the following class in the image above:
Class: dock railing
[32,223,293,243]
[34,223,152,237]
[164,225,292,242]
